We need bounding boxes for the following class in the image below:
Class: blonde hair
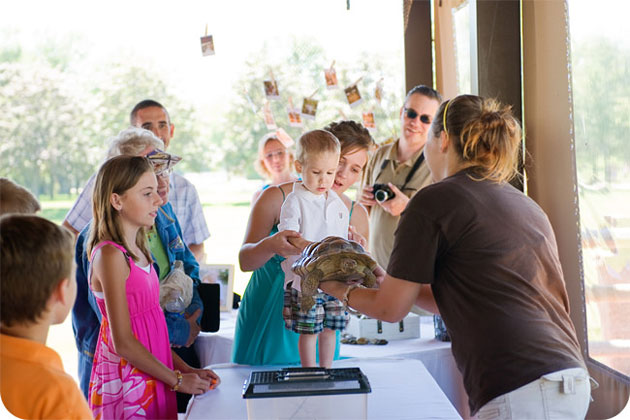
[0,178,40,215]
[254,133,295,179]
[87,155,154,263]
[432,95,522,183]
[1,215,73,326]
[107,127,164,158]
[295,129,340,164]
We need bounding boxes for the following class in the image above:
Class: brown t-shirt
[388,169,585,415]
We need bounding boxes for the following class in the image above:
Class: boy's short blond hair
[0,215,74,327]
[295,129,340,163]
[0,178,41,215]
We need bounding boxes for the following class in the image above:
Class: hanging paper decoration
[287,97,303,127]
[263,101,276,130]
[344,78,363,108]
[288,108,303,127]
[324,60,338,89]
[362,111,376,131]
[200,24,215,56]
[301,89,319,120]
[275,127,295,148]
[301,98,318,120]
[264,80,280,99]
[264,70,280,100]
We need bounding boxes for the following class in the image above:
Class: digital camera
[372,183,395,203]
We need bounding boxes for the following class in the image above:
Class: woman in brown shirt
[321,95,590,418]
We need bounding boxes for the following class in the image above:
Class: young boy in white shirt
[278,129,349,368]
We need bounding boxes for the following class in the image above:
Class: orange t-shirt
[0,333,93,419]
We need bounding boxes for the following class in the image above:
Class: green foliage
[0,63,92,197]
[87,63,210,173]
[572,38,630,184]
[0,43,213,196]
[0,33,404,196]
[221,36,403,179]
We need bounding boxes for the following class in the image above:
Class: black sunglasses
[404,107,432,124]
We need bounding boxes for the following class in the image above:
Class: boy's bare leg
[299,334,318,367]
[318,328,336,368]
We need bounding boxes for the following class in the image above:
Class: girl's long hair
[87,155,154,263]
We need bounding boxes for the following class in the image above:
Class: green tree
[0,47,213,197]
[572,38,630,184]
[0,63,92,197]
[86,62,211,174]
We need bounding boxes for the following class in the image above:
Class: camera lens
[374,189,388,203]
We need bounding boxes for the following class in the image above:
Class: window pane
[568,0,630,376]
[452,0,472,94]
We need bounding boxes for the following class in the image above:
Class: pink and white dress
[88,241,177,419]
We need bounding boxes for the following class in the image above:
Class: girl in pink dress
[86,155,219,419]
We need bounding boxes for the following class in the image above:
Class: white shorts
[476,367,591,419]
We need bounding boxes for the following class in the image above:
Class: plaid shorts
[284,286,348,334]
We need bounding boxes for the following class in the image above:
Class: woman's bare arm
[319,273,432,322]
[239,184,302,271]
[348,200,370,247]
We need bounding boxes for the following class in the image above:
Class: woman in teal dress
[232,121,374,365]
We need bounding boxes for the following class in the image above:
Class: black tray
[242,367,371,399]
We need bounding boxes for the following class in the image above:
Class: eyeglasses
[264,150,287,160]
[404,108,432,124]
[154,167,173,179]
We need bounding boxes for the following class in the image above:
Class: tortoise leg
[300,269,322,312]
[362,267,377,288]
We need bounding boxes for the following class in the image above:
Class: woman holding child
[232,121,373,366]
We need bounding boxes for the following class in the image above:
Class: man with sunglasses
[359,85,442,268]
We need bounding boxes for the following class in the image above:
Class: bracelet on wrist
[342,283,363,315]
[171,369,183,392]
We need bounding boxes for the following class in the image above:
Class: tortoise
[292,236,378,312]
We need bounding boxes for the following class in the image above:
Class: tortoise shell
[292,236,377,311]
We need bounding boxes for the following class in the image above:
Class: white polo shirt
[278,183,349,290]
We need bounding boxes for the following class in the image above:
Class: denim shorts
[284,287,348,334]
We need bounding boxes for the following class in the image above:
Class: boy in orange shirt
[0,214,92,419]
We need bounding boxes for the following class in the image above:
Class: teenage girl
[87,155,219,419]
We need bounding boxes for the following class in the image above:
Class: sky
[1,0,404,110]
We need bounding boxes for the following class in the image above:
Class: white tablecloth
[186,357,462,419]
[195,312,470,418]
